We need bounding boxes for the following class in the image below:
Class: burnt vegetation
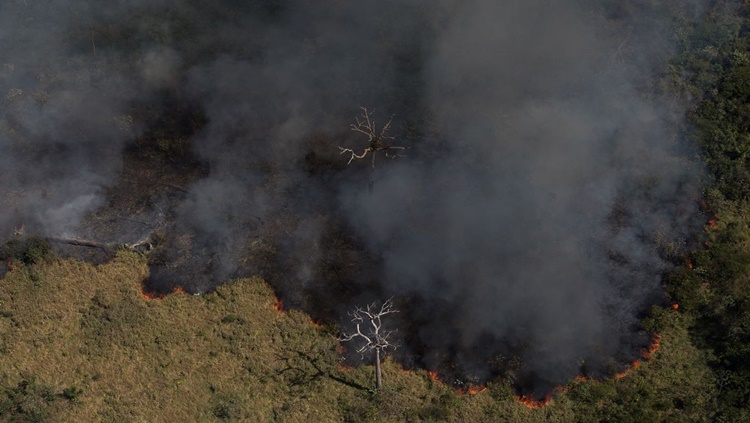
[0,0,750,421]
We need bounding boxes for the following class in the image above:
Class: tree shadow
[276,349,368,392]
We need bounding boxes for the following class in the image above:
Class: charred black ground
[0,0,710,397]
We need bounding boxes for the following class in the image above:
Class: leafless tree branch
[338,146,370,165]
[339,107,405,168]
[337,298,399,390]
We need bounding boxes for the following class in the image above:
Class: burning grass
[273,295,326,328]
[0,253,719,422]
[140,284,186,301]
[464,385,488,395]
[515,333,666,409]
[0,253,489,421]
[274,297,286,313]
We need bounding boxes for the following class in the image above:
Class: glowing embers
[140,285,185,301]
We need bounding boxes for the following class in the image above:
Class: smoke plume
[0,0,708,395]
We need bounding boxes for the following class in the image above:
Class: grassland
[0,250,719,422]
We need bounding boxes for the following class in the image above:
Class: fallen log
[46,237,111,250]
[46,236,152,252]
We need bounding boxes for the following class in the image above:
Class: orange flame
[517,394,552,409]
[454,383,487,396]
[614,360,641,379]
[614,334,660,379]
[270,294,322,327]
[453,385,487,395]
[520,383,575,408]
[331,333,662,408]
[140,290,163,301]
[426,371,449,389]
[671,303,679,310]
[140,285,185,301]
[515,334,662,408]
[642,334,661,360]
[466,385,487,395]
[273,298,285,313]
[708,218,717,227]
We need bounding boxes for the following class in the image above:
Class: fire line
[515,333,663,409]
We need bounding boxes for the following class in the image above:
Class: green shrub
[0,238,51,265]
[209,393,246,420]
[60,385,83,403]
[0,376,59,422]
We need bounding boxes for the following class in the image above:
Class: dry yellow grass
[0,252,463,422]
[0,251,717,422]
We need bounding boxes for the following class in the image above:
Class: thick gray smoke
[340,1,705,390]
[0,0,707,394]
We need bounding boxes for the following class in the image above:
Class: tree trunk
[375,348,382,390]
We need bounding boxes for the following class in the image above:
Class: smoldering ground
[0,0,708,395]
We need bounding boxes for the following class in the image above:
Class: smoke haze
[0,0,707,394]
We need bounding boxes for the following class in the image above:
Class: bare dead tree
[338,298,399,390]
[339,107,405,170]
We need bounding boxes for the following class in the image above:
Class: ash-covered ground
[0,0,711,397]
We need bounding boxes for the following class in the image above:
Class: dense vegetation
[664,4,750,421]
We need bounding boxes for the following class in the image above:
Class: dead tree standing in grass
[338,298,399,390]
[339,108,405,189]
